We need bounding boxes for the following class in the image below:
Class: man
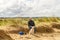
[28,18,36,33]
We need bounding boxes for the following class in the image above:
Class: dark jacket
[28,20,35,26]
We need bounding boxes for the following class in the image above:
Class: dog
[29,26,35,35]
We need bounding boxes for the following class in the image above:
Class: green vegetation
[0,17,60,26]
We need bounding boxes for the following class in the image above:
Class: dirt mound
[0,30,13,40]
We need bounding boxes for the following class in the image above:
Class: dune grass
[0,30,13,40]
[0,17,60,26]
[51,22,60,29]
[0,17,60,33]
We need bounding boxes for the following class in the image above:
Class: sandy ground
[0,26,60,40]
[8,33,60,40]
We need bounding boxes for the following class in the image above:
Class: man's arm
[33,21,35,26]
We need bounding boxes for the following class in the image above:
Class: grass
[8,24,54,34]
[0,30,13,40]
[0,17,60,33]
[51,22,60,29]
[36,26,54,33]
[0,17,60,26]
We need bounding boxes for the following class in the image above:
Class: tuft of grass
[9,24,18,27]
[36,26,54,33]
[51,23,60,29]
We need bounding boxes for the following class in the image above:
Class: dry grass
[7,22,60,34]
[0,17,60,40]
[0,30,13,40]
[36,26,54,33]
[8,24,54,34]
[51,23,60,29]
[8,24,29,34]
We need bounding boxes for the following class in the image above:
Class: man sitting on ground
[28,18,36,34]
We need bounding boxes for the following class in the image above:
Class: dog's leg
[29,27,34,35]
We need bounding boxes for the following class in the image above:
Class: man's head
[29,17,32,20]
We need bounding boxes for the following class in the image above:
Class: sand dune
[0,22,60,40]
